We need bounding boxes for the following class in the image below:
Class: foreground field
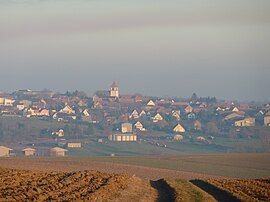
[1,167,269,202]
[0,168,156,202]
[206,178,270,201]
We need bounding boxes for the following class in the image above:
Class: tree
[86,124,95,136]
[205,121,219,135]
[191,93,198,101]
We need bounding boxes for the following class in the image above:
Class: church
[109,81,119,98]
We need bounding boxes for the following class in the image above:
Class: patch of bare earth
[0,168,132,201]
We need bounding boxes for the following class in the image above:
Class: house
[119,95,134,104]
[109,133,137,142]
[134,95,143,102]
[134,121,146,131]
[0,97,15,106]
[50,147,68,157]
[172,110,180,120]
[264,116,270,126]
[224,112,245,121]
[121,123,133,133]
[60,105,75,114]
[173,124,186,133]
[0,146,12,157]
[146,100,155,107]
[110,81,119,98]
[216,106,225,112]
[22,148,36,156]
[67,142,82,148]
[52,129,64,137]
[130,110,139,119]
[78,100,87,107]
[82,109,90,117]
[174,134,183,141]
[16,103,26,111]
[194,120,202,131]
[196,136,206,142]
[93,101,103,109]
[34,108,50,117]
[152,113,163,122]
[232,107,240,112]
[235,117,255,127]
[139,110,146,117]
[185,105,193,114]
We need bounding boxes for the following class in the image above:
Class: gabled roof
[22,147,36,152]
[0,146,12,151]
[173,123,186,133]
[147,100,155,106]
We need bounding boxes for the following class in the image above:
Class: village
[0,82,270,157]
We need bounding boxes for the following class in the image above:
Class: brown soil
[0,168,133,201]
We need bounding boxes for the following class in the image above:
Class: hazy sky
[0,0,269,101]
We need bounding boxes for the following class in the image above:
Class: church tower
[110,81,119,98]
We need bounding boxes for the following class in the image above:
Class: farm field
[0,168,156,202]
[205,178,270,201]
[72,153,270,178]
[0,167,269,202]
[0,153,269,179]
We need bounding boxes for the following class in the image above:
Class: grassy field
[166,179,216,202]
[70,141,229,157]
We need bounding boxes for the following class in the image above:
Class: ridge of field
[0,153,269,179]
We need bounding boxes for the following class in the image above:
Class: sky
[0,0,269,101]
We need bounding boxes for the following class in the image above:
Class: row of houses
[0,146,69,157]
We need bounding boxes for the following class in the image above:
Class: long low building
[109,133,137,142]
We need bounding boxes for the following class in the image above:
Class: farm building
[22,148,36,156]
[50,147,68,157]
[109,133,137,142]
[67,142,82,148]
[235,117,255,127]
[0,146,12,157]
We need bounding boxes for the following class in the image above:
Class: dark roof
[111,81,118,88]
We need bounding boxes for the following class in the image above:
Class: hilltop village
[0,82,270,156]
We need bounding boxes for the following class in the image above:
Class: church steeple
[110,81,119,98]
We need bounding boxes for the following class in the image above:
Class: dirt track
[0,157,223,180]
